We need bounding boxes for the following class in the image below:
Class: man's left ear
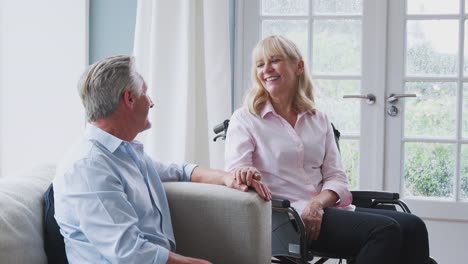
[122,89,135,108]
[296,60,304,76]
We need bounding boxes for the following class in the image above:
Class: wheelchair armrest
[351,190,399,201]
[271,198,291,208]
[351,190,411,213]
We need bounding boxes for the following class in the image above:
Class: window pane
[405,82,457,138]
[406,20,458,76]
[464,84,468,138]
[262,20,309,58]
[313,20,361,74]
[262,0,309,16]
[404,143,454,198]
[407,0,459,14]
[314,79,360,134]
[312,0,362,14]
[340,139,359,190]
[461,145,468,199]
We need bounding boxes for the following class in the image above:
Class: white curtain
[133,0,232,169]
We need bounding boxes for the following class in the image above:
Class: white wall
[0,0,88,176]
[425,219,468,263]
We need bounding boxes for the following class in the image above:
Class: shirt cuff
[182,163,198,182]
[322,183,352,207]
[154,246,170,264]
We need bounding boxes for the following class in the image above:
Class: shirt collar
[260,100,276,118]
[84,124,125,153]
[260,100,313,119]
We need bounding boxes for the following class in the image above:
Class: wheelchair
[214,119,437,264]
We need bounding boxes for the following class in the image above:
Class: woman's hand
[224,167,272,201]
[301,200,324,241]
[232,166,262,186]
[301,190,338,240]
[190,167,271,200]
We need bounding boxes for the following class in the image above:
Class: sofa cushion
[0,164,55,264]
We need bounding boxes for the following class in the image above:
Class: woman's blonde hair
[244,35,315,115]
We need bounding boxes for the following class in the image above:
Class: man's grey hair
[78,55,143,122]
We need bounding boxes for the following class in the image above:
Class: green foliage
[313,0,362,14]
[313,20,361,74]
[405,82,457,138]
[461,172,468,199]
[404,143,454,197]
[461,146,468,198]
[314,80,360,134]
[340,140,359,189]
[407,42,457,75]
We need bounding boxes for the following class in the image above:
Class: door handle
[343,93,376,105]
[386,93,416,104]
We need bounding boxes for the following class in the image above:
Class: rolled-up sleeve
[320,120,353,207]
[152,159,197,182]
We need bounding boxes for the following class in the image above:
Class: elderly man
[53,55,271,264]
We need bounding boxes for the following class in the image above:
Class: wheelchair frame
[213,119,436,264]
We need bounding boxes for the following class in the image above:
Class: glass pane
[464,21,468,75]
[314,79,360,134]
[406,20,458,76]
[313,20,361,74]
[404,143,454,198]
[340,139,359,190]
[461,145,468,199]
[464,84,468,138]
[262,20,309,58]
[262,0,309,16]
[405,82,457,138]
[312,0,362,14]
[407,0,459,14]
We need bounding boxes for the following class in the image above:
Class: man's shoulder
[59,138,99,164]
[55,139,110,183]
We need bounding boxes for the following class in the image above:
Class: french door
[235,0,468,220]
[386,0,468,220]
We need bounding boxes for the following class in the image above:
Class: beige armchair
[165,182,271,264]
[0,164,272,264]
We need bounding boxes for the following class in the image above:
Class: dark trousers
[308,207,430,264]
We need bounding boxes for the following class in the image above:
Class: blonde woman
[225,36,432,264]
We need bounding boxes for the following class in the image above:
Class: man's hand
[301,200,324,241]
[224,167,272,201]
[167,252,212,264]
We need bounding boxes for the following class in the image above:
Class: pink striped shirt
[225,102,353,213]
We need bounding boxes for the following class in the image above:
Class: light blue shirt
[53,124,196,264]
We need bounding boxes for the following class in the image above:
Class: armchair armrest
[163,182,272,264]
